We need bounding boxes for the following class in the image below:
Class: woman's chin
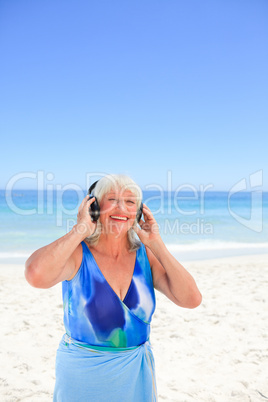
[100,218,134,236]
[101,223,130,237]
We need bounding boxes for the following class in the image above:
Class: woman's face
[99,187,138,237]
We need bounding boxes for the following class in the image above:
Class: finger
[142,204,151,212]
[142,205,153,214]
[78,196,95,213]
[80,195,91,207]
[141,207,154,220]
[85,196,96,206]
[142,203,151,211]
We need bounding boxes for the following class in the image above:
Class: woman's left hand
[133,204,162,247]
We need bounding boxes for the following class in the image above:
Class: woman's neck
[93,233,130,259]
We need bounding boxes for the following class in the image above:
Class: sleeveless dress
[53,241,157,401]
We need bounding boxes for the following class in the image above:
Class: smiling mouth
[110,215,128,221]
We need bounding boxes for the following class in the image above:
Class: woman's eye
[127,200,135,204]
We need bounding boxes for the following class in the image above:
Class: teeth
[110,216,128,221]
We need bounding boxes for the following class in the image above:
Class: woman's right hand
[25,195,98,288]
[76,195,97,238]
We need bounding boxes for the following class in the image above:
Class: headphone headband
[88,180,99,195]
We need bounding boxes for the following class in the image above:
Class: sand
[1,253,267,402]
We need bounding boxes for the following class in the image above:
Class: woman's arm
[146,240,202,308]
[25,227,83,288]
[25,195,97,289]
[134,204,202,308]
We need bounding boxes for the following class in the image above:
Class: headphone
[88,180,143,223]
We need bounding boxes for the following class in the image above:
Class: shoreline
[2,251,268,268]
[1,253,268,401]
[1,245,268,266]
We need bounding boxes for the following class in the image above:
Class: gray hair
[85,174,142,251]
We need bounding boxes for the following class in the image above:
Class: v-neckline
[82,241,138,303]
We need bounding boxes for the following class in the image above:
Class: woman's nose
[117,199,126,210]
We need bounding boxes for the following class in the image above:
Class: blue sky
[0,0,267,191]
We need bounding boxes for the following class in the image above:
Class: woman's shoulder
[135,243,151,267]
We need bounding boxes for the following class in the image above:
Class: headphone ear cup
[88,195,100,221]
[136,202,143,223]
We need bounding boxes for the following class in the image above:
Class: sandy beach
[1,253,268,402]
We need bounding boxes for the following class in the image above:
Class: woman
[25,174,202,402]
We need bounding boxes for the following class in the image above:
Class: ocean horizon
[1,189,267,264]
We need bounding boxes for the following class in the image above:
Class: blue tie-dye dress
[53,241,157,401]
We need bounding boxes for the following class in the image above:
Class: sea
[1,189,267,264]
